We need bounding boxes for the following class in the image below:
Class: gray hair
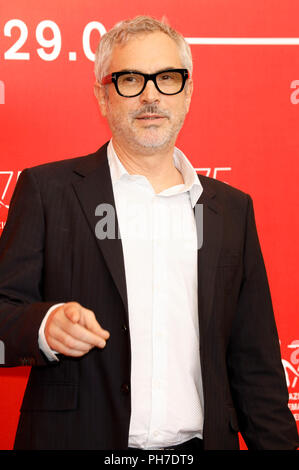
[94,15,193,83]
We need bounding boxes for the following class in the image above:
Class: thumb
[64,303,81,324]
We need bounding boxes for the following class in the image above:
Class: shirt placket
[148,195,169,445]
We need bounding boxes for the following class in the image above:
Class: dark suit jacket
[0,142,298,450]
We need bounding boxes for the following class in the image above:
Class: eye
[119,73,143,85]
[157,71,182,84]
[159,74,174,81]
[123,75,137,83]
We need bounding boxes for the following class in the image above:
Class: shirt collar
[107,139,202,207]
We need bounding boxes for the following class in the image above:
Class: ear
[94,82,108,117]
[185,78,193,113]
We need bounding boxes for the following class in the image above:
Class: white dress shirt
[39,140,204,449]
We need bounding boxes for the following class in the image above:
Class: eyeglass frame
[101,68,190,98]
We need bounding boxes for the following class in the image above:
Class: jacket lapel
[194,178,223,337]
[71,143,129,317]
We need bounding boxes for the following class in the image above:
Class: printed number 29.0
[4,19,106,62]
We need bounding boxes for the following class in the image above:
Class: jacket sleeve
[0,169,58,367]
[227,195,299,449]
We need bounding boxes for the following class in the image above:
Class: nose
[139,79,160,103]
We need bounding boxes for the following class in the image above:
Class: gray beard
[123,112,184,151]
[106,102,187,153]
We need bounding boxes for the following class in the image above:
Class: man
[0,15,298,451]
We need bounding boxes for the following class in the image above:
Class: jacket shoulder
[22,142,109,183]
[198,174,250,210]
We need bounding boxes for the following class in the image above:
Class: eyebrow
[116,66,179,74]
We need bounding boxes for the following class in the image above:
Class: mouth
[136,114,166,121]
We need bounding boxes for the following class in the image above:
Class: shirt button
[121,383,130,394]
[122,324,128,332]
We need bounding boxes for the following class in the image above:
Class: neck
[111,138,184,193]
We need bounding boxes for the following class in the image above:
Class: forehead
[108,31,183,74]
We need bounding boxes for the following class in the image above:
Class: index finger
[67,321,108,348]
[80,307,110,340]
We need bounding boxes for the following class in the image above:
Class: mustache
[130,105,170,119]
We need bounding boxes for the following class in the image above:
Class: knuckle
[83,344,92,353]
[84,308,95,320]
[64,335,75,349]
[64,301,80,313]
[66,301,80,308]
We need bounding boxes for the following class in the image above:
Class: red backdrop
[0,0,298,450]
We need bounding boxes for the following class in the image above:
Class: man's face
[96,32,193,154]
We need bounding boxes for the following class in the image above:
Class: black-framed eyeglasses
[101,68,189,97]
